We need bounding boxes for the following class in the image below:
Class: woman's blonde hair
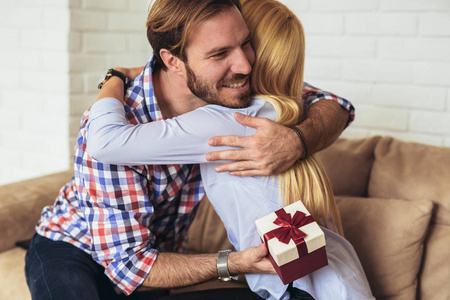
[242,0,344,235]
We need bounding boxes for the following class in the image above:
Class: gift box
[255,201,327,284]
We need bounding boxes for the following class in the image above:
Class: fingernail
[206,154,213,161]
[235,112,243,119]
[208,138,216,146]
[215,166,222,172]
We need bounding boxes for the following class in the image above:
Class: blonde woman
[87,0,373,299]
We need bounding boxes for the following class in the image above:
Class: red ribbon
[263,208,315,258]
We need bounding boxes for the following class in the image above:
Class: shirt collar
[126,55,164,122]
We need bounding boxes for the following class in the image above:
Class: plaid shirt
[36,56,354,295]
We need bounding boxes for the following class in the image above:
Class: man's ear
[160,49,184,73]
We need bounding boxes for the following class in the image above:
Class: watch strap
[217,249,238,282]
[98,68,129,94]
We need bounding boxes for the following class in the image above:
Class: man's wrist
[227,251,243,275]
[289,126,308,162]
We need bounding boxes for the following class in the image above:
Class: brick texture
[0,0,150,185]
[291,0,450,150]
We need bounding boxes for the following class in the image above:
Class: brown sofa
[1,136,449,300]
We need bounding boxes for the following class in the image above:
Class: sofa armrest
[0,170,73,252]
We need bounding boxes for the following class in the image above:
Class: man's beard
[185,63,252,108]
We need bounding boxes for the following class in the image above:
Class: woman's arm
[88,67,258,165]
[86,98,248,165]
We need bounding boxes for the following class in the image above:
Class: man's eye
[212,52,226,58]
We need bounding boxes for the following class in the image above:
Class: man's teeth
[225,80,246,88]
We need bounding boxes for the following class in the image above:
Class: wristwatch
[217,249,238,282]
[98,68,129,94]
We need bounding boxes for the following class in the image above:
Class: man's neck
[153,68,206,119]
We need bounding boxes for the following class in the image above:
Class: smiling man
[25,1,354,299]
[180,6,254,109]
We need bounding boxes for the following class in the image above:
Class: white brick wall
[281,0,450,147]
[68,0,151,143]
[0,0,71,185]
[0,0,150,185]
[1,0,449,185]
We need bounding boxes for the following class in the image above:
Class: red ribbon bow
[264,209,314,245]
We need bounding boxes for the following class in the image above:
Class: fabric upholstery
[188,195,235,254]
[336,196,433,300]
[418,224,450,300]
[368,137,450,226]
[0,248,30,300]
[0,170,73,252]
[316,136,381,197]
[367,137,450,300]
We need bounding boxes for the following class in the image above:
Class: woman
[87,0,373,299]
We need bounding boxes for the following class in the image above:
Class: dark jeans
[25,234,313,300]
[25,234,168,300]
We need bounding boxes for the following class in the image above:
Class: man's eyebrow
[205,33,252,57]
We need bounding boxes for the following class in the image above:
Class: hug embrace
[25,0,373,299]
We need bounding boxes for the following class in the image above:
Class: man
[25,0,354,299]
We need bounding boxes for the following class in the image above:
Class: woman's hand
[115,66,145,81]
[96,66,145,103]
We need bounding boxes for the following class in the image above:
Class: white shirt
[86,97,374,300]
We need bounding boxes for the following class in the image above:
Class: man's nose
[230,49,252,75]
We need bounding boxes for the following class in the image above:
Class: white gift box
[255,201,327,283]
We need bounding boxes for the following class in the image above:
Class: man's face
[183,6,255,108]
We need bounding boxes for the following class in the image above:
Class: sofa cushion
[418,224,450,300]
[368,137,450,226]
[188,195,235,254]
[316,136,381,197]
[0,247,30,300]
[0,170,73,252]
[336,196,432,300]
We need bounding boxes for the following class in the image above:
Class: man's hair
[147,0,241,70]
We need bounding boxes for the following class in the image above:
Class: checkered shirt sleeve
[36,59,204,296]
[303,82,355,126]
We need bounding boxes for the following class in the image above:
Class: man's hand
[206,112,302,176]
[206,100,349,176]
[229,243,276,275]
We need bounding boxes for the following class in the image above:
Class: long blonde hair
[242,0,344,235]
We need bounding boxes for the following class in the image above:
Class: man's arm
[206,85,352,176]
[140,244,274,289]
[298,99,348,157]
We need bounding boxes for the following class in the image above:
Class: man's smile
[223,79,247,88]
